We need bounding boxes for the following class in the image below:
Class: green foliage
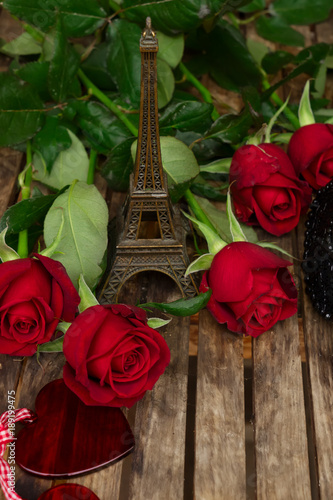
[44,181,109,289]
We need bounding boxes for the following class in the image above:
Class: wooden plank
[253,234,311,500]
[194,309,246,500]
[128,277,189,500]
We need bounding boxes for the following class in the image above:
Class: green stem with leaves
[17,141,32,259]
[77,69,138,137]
[179,62,220,121]
[183,189,217,233]
[262,78,300,130]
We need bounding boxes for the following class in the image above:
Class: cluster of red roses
[0,255,170,408]
[200,123,333,338]
[230,123,333,236]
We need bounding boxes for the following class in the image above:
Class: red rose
[199,242,297,337]
[63,304,170,408]
[0,254,80,356]
[288,123,333,190]
[230,143,311,236]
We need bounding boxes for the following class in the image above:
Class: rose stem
[179,62,220,121]
[87,149,98,185]
[17,141,32,259]
[77,69,139,137]
[183,189,217,232]
[262,79,300,130]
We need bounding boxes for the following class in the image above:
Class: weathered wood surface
[195,309,246,500]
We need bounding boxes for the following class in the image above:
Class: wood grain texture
[128,277,189,500]
[194,309,246,500]
[252,230,311,500]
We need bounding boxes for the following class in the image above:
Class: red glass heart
[38,483,99,500]
[16,379,134,477]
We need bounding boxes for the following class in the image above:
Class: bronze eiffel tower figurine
[99,17,197,304]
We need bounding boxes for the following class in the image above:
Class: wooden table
[0,145,333,500]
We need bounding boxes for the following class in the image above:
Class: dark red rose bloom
[63,304,170,408]
[230,143,311,236]
[199,242,298,337]
[0,254,80,356]
[288,123,333,190]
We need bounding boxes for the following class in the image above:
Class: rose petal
[288,123,333,174]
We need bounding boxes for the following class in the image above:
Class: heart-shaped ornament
[38,484,99,500]
[16,379,134,477]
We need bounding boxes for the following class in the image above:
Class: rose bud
[288,123,333,190]
[63,304,171,408]
[0,254,80,356]
[230,143,311,236]
[199,242,297,337]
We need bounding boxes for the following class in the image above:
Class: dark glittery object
[302,179,333,321]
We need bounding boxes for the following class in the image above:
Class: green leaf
[107,20,142,107]
[33,130,89,190]
[139,289,212,317]
[44,181,109,289]
[157,32,184,68]
[200,157,232,174]
[199,20,262,92]
[255,16,305,47]
[1,32,42,56]
[190,181,227,202]
[262,44,330,100]
[298,80,315,127]
[185,253,214,276]
[81,42,117,90]
[270,0,333,25]
[37,336,64,353]
[246,38,269,66]
[205,111,252,143]
[147,317,171,329]
[226,191,247,242]
[238,0,265,12]
[157,58,175,109]
[0,187,68,235]
[0,228,20,262]
[183,212,227,255]
[262,50,295,74]
[159,100,213,133]
[102,138,135,191]
[122,0,227,34]
[193,195,258,244]
[78,274,99,313]
[70,100,133,154]
[3,0,107,37]
[48,16,81,103]
[16,61,51,101]
[33,115,72,172]
[0,73,43,147]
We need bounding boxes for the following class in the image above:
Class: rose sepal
[256,241,296,260]
[226,190,247,242]
[265,95,290,143]
[298,80,315,127]
[139,289,212,317]
[78,274,99,313]
[182,211,227,255]
[185,253,214,276]
[147,318,171,329]
[37,335,65,353]
[199,157,232,174]
[0,227,20,262]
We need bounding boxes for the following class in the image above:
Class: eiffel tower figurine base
[98,200,198,305]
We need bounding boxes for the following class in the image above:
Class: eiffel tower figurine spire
[98,17,197,304]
